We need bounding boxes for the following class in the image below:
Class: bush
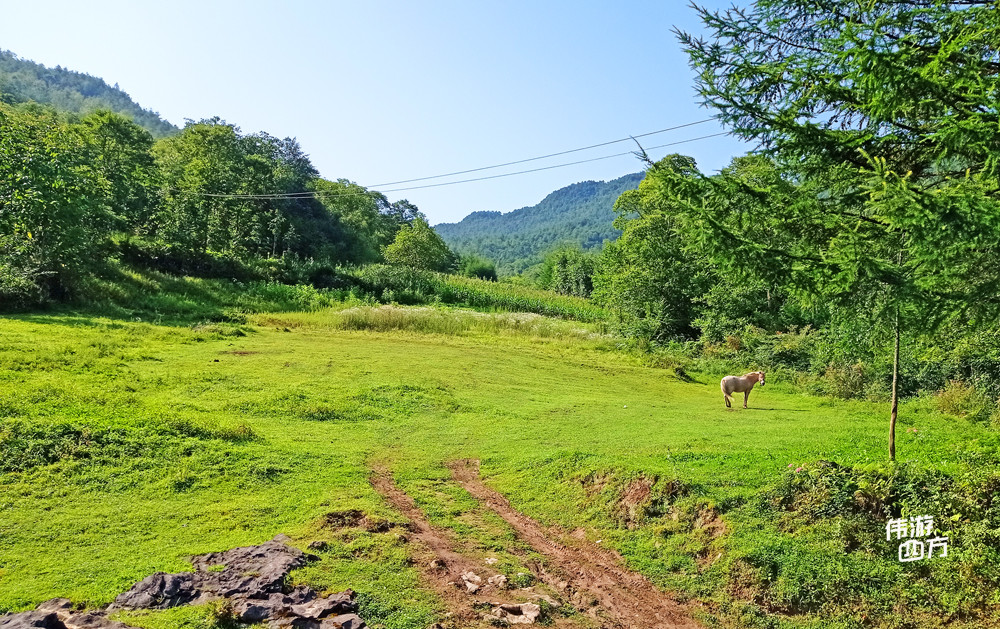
[935,380,994,423]
[458,254,498,281]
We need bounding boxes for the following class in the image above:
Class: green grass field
[2,305,998,628]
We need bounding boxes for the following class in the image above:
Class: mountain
[0,50,178,137]
[434,172,644,275]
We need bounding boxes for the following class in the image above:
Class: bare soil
[369,469,528,628]
[369,462,704,629]
[449,459,704,629]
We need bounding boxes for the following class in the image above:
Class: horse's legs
[744,391,749,409]
[724,394,731,408]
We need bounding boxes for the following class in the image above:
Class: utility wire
[375,132,729,193]
[166,129,728,201]
[369,118,713,186]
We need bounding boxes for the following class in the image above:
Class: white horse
[721,371,766,408]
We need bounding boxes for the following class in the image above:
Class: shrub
[821,363,866,400]
[458,254,498,281]
[935,380,993,423]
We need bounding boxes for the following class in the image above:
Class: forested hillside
[434,172,642,275]
[0,50,177,137]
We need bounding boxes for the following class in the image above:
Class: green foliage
[0,49,177,137]
[742,459,1000,621]
[934,380,995,425]
[676,0,1000,341]
[309,179,405,264]
[436,173,642,275]
[342,265,605,322]
[0,105,432,308]
[456,254,497,281]
[592,163,713,342]
[382,218,457,272]
[537,245,598,297]
[152,118,337,259]
[0,104,106,302]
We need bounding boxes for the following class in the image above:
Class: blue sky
[2,1,752,223]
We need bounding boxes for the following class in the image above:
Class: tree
[592,156,713,341]
[0,104,106,301]
[383,218,457,272]
[458,254,498,281]
[311,179,401,263]
[152,119,341,260]
[678,0,1000,459]
[538,245,600,297]
[80,110,158,232]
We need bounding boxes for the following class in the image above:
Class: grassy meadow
[1,296,998,628]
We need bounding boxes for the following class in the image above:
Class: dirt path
[450,459,703,629]
[370,462,703,629]
[369,469,491,627]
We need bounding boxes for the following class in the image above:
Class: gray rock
[7,600,138,629]
[16,536,364,629]
[0,611,62,629]
[191,536,315,597]
[32,602,71,615]
[290,593,354,620]
[320,614,366,629]
[109,572,198,610]
[60,612,135,629]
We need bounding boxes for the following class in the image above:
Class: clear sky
[1,1,752,224]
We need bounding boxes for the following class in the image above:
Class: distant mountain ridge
[435,172,644,275]
[0,50,177,137]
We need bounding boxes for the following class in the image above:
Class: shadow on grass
[2,264,266,329]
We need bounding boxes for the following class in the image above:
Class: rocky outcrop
[2,536,366,629]
[1,598,135,629]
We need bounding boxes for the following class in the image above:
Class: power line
[375,132,729,193]
[369,119,713,186]
[166,128,729,201]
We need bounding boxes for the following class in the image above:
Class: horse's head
[757,371,766,386]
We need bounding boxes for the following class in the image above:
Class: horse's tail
[721,378,732,407]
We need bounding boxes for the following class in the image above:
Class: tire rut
[449,458,704,629]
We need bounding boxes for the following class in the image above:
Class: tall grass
[251,305,606,342]
[55,261,604,326]
[342,265,605,322]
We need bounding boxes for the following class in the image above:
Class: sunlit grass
[1,307,996,628]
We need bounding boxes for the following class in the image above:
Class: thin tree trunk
[889,307,900,461]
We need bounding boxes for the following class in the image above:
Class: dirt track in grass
[449,459,703,629]
[370,461,703,629]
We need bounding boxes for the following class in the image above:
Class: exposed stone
[0,611,62,629]
[290,591,355,620]
[0,603,137,629]
[231,599,274,623]
[33,602,71,615]
[109,572,199,610]
[484,557,498,565]
[59,612,135,629]
[15,536,365,629]
[489,603,541,625]
[487,574,507,588]
[191,535,316,597]
[458,570,484,593]
[320,614,366,629]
